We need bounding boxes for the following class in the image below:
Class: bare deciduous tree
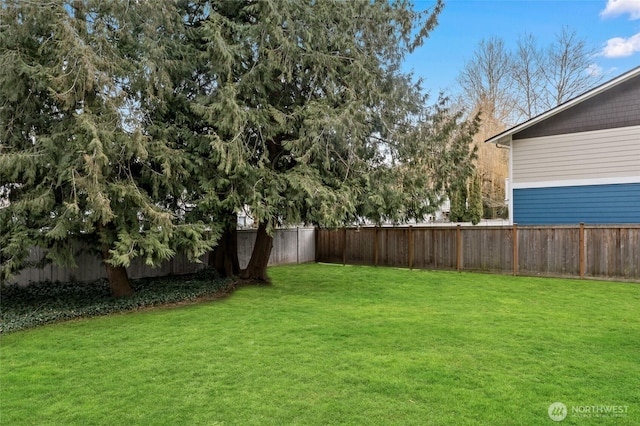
[512,33,545,121]
[457,37,515,128]
[540,27,602,110]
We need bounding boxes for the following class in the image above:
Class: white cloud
[586,63,604,77]
[601,32,640,57]
[601,0,640,20]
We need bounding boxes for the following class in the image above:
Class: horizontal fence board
[316,225,639,282]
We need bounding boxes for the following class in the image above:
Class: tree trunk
[102,248,133,298]
[239,221,273,283]
[209,227,240,278]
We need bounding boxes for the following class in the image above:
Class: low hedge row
[0,268,234,334]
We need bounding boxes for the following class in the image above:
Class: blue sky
[403,0,640,96]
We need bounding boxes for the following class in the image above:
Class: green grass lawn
[1,264,639,425]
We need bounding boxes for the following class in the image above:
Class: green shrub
[0,269,233,334]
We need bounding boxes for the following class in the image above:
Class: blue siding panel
[513,183,640,225]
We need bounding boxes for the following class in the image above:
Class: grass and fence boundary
[316,224,640,282]
[6,224,639,285]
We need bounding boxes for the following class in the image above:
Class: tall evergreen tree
[136,1,242,278]
[468,173,483,225]
[156,0,477,281]
[449,183,469,223]
[0,1,217,296]
[1,0,479,288]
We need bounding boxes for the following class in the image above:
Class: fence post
[456,224,462,272]
[408,226,414,269]
[579,222,585,279]
[315,226,322,262]
[296,227,300,264]
[342,227,347,265]
[374,227,379,267]
[512,223,518,276]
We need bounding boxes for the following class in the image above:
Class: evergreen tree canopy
[469,173,483,225]
[190,0,472,228]
[1,0,479,287]
[448,182,469,223]
[147,0,477,280]
[0,1,218,295]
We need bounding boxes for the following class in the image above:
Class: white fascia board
[512,175,640,190]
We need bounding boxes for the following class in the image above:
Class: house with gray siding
[486,66,640,225]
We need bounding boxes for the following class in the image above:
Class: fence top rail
[318,224,640,231]
[238,226,315,234]
[582,224,640,229]
[517,224,640,230]
[321,225,518,231]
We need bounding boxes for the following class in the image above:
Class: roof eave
[484,65,640,144]
[493,135,512,146]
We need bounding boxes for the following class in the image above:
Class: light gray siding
[512,125,640,185]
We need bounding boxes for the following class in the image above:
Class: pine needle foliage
[146,0,477,231]
[468,173,484,225]
[0,1,218,292]
[1,0,479,288]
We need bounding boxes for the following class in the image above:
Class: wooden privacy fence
[8,227,316,286]
[316,224,640,282]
